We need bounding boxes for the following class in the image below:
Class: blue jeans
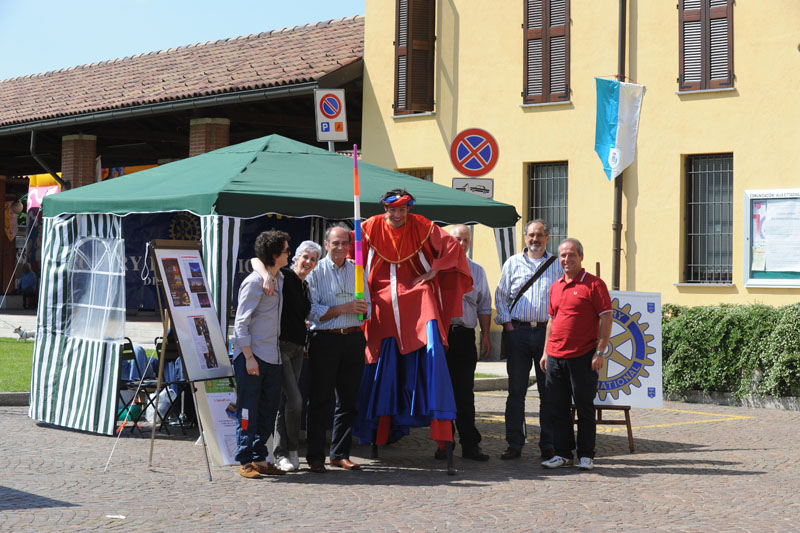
[504,325,553,454]
[233,354,282,465]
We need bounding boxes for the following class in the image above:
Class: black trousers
[546,348,598,460]
[445,325,481,451]
[305,330,365,462]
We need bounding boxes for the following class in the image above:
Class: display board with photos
[743,189,800,287]
[151,240,234,381]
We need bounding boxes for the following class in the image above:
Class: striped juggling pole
[353,145,365,320]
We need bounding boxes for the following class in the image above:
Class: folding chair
[117,337,148,435]
[144,334,193,435]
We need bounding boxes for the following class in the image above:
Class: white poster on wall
[597,291,662,408]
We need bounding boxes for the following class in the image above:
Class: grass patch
[474,373,503,378]
[0,338,34,392]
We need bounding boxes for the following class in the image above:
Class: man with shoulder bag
[494,220,563,461]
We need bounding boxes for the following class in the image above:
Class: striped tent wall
[201,215,242,336]
[494,226,517,267]
[29,214,124,435]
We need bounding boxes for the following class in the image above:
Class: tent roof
[43,135,519,228]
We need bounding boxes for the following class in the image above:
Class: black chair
[142,334,193,435]
[117,337,148,435]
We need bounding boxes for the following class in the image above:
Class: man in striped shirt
[494,219,563,461]
[305,224,370,473]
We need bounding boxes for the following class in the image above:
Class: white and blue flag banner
[594,78,645,181]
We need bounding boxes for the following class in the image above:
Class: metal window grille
[528,162,568,256]
[685,153,733,283]
[397,167,433,182]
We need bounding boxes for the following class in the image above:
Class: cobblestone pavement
[2,391,799,532]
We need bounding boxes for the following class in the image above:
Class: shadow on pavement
[0,486,77,511]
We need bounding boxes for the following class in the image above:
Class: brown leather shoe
[500,447,522,460]
[253,461,286,476]
[239,463,262,479]
[308,459,327,473]
[329,458,361,470]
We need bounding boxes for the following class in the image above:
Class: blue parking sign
[321,122,330,132]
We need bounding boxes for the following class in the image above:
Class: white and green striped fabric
[29,214,124,435]
[201,215,242,336]
[494,226,518,267]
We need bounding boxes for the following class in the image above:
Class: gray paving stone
[1,391,799,531]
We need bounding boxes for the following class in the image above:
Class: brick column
[189,118,230,157]
[61,134,97,189]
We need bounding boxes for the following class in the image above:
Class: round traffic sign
[319,93,342,119]
[450,128,499,177]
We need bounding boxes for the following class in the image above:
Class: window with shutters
[679,0,733,91]
[684,154,733,284]
[523,0,570,104]
[528,162,568,256]
[394,0,436,115]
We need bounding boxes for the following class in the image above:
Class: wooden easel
[148,239,216,481]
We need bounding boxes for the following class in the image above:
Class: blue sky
[0,0,365,80]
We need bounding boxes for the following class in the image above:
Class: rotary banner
[594,78,645,181]
[597,291,662,408]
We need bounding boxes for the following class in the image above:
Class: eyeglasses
[281,248,291,255]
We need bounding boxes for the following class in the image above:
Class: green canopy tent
[32,134,520,435]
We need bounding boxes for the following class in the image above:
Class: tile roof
[0,16,363,128]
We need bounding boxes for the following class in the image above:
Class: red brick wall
[61,134,97,189]
[189,118,230,157]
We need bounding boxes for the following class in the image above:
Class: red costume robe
[354,212,473,444]
[361,212,473,362]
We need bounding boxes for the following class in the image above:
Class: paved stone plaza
[2,390,799,532]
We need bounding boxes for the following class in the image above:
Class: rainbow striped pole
[353,144,365,320]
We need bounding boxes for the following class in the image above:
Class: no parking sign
[314,89,348,142]
[450,128,499,177]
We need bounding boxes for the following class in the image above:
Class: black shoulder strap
[509,254,557,312]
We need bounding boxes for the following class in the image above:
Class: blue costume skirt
[354,320,457,444]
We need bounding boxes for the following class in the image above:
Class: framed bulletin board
[743,189,800,288]
[151,240,234,381]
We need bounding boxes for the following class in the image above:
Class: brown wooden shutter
[679,0,702,91]
[548,0,569,101]
[707,0,733,89]
[523,0,545,104]
[524,0,569,104]
[394,0,410,114]
[679,0,732,91]
[407,0,435,112]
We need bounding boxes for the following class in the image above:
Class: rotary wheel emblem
[169,212,201,241]
[597,299,656,401]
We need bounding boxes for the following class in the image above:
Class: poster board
[597,291,662,408]
[151,241,234,381]
[743,189,800,288]
[194,380,239,466]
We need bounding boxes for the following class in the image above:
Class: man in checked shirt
[494,219,563,461]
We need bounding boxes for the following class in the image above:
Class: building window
[68,237,126,341]
[397,167,433,181]
[394,0,435,114]
[528,162,567,256]
[523,0,570,104]
[679,0,733,91]
[685,154,733,284]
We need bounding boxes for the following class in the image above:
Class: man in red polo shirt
[539,238,612,471]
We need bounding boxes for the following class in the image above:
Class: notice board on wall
[744,189,800,288]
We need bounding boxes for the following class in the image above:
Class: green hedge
[662,302,800,398]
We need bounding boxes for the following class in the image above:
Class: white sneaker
[289,450,300,471]
[276,456,296,472]
[541,455,573,469]
[577,457,594,470]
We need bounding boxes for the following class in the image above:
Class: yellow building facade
[360,0,800,308]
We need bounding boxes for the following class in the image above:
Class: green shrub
[662,302,800,399]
